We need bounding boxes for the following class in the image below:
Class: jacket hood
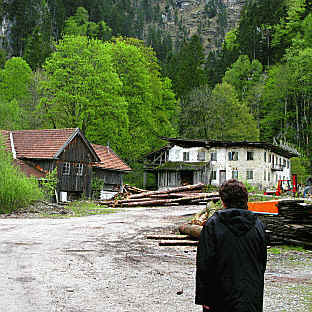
[216,208,257,237]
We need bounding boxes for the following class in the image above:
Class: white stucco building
[144,138,298,189]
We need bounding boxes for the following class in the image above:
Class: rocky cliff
[147,0,246,52]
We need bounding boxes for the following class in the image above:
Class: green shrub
[0,141,43,213]
[40,168,57,200]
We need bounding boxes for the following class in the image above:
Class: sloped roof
[0,128,99,161]
[13,159,46,178]
[0,129,130,172]
[92,144,131,172]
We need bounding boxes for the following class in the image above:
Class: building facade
[144,138,298,189]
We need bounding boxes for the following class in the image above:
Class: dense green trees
[180,83,259,141]
[166,35,207,99]
[39,35,178,163]
[0,57,33,129]
[2,0,312,174]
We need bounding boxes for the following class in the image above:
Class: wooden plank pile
[259,200,312,248]
[98,183,220,207]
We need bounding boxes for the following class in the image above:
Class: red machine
[264,174,298,196]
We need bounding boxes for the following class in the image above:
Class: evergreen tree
[180,83,259,141]
[167,35,207,99]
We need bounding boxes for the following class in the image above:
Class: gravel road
[0,205,311,312]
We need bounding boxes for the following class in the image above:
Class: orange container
[248,200,279,214]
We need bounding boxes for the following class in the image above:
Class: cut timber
[116,194,218,207]
[179,224,203,239]
[147,234,190,240]
[128,183,205,200]
[159,240,198,246]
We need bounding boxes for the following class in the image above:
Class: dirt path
[0,205,311,312]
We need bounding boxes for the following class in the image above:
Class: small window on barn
[246,170,253,180]
[211,171,217,180]
[77,163,84,176]
[183,152,190,161]
[197,151,206,161]
[232,170,238,179]
[228,151,238,161]
[211,152,217,161]
[62,162,70,175]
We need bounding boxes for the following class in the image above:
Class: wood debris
[259,200,312,248]
[98,183,220,207]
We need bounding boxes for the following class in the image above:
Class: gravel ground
[0,204,311,311]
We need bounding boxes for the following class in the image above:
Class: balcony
[271,164,285,171]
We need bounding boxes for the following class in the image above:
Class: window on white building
[246,170,253,180]
[183,152,189,161]
[197,151,206,161]
[247,151,254,160]
[287,160,290,168]
[62,162,70,175]
[211,171,217,180]
[228,151,238,161]
[232,170,238,179]
[264,170,266,181]
[268,153,271,163]
[211,152,217,161]
[268,172,271,181]
[264,151,267,162]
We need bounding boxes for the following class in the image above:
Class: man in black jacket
[195,179,267,312]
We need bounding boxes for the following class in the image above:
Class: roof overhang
[159,137,299,158]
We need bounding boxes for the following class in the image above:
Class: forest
[0,0,311,184]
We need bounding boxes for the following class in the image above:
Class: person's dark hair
[219,179,248,209]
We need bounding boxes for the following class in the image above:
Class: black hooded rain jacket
[195,208,267,312]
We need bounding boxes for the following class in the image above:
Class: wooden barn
[0,128,131,200]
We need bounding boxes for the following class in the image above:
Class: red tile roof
[13,159,46,178]
[1,129,131,172]
[92,144,131,172]
[7,128,77,159]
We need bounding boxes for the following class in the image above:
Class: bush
[0,141,43,213]
[40,168,57,200]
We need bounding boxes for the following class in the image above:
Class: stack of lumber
[259,200,312,248]
[123,184,147,194]
[98,183,220,207]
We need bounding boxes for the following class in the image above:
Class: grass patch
[268,245,308,255]
[40,200,119,218]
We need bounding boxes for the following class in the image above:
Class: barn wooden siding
[93,168,124,191]
[46,136,95,196]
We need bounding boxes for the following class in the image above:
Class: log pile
[98,183,220,207]
[259,200,312,248]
